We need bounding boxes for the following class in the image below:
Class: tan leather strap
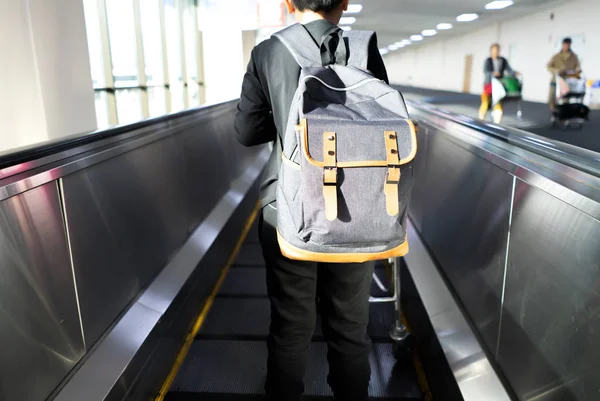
[323,132,338,221]
[384,131,401,216]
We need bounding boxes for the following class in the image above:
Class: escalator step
[368,303,396,342]
[198,298,271,339]
[170,340,422,400]
[233,244,265,267]
[199,298,395,342]
[219,268,267,297]
[198,297,326,340]
[245,222,260,244]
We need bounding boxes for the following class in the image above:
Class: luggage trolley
[491,75,524,121]
[552,71,590,130]
[371,257,413,360]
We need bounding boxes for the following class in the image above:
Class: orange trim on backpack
[277,231,409,263]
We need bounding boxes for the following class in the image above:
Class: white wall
[29,0,97,140]
[0,0,49,151]
[0,0,96,153]
[385,0,600,103]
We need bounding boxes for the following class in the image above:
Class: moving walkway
[0,96,598,401]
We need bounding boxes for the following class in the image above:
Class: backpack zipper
[290,146,299,161]
[302,76,382,91]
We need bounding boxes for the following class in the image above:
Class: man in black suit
[234,1,388,400]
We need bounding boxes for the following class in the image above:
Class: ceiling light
[485,1,513,10]
[388,44,401,50]
[340,26,352,31]
[410,35,423,41]
[456,13,479,22]
[339,17,356,25]
[379,48,389,55]
[345,4,363,13]
[437,23,453,30]
[422,29,437,37]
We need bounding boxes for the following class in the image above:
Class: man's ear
[342,0,350,12]
[284,0,295,14]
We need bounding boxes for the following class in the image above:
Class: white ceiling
[346,0,573,50]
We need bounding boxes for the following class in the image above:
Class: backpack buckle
[386,166,401,185]
[323,166,338,185]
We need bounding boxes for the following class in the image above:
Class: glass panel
[183,0,199,107]
[105,0,139,88]
[170,83,185,112]
[148,87,167,117]
[115,89,143,124]
[82,0,105,88]
[140,0,165,86]
[165,0,184,93]
[94,92,110,129]
[188,82,200,108]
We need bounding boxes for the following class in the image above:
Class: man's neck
[297,11,339,25]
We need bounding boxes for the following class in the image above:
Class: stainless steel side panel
[61,134,192,347]
[59,104,264,349]
[497,179,600,401]
[0,183,85,401]
[0,100,268,401]
[404,220,512,401]
[410,124,513,353]
[407,101,600,401]
[53,151,268,401]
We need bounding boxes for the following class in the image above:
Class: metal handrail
[2,96,597,181]
[407,100,600,179]
[0,99,237,172]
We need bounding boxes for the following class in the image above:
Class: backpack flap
[299,118,417,168]
[298,117,416,225]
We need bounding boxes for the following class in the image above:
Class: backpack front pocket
[296,118,416,247]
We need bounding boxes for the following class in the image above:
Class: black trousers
[259,205,375,401]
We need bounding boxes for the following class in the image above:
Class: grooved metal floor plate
[219,268,267,297]
[171,341,422,399]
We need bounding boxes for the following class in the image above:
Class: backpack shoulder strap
[343,30,375,70]
[273,23,322,68]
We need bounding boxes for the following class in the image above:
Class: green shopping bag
[502,77,521,98]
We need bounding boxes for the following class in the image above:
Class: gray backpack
[274,23,417,263]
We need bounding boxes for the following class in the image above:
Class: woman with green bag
[479,43,519,124]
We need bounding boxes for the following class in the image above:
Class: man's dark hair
[292,0,344,13]
[563,37,572,44]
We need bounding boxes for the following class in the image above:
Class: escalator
[165,218,426,401]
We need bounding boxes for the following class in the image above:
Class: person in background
[479,43,516,124]
[234,1,388,400]
[547,37,582,113]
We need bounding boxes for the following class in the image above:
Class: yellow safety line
[402,314,434,401]
[155,202,261,401]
